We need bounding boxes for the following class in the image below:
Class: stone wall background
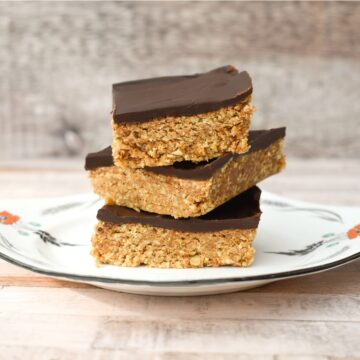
[0,1,359,159]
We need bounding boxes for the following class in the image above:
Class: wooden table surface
[0,158,359,359]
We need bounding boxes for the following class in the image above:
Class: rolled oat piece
[111,65,254,168]
[85,128,286,218]
[91,187,261,268]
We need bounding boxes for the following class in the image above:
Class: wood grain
[0,2,360,159]
[0,347,277,360]
[0,158,359,357]
[0,261,91,288]
[1,285,359,322]
[0,311,359,357]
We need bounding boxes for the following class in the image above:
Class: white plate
[0,192,359,296]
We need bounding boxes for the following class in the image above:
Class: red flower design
[347,224,360,240]
[0,211,20,225]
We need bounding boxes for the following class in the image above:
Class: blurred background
[0,1,359,160]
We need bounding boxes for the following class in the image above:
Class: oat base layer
[92,221,256,268]
[112,98,254,168]
[89,139,285,218]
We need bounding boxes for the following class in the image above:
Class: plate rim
[1,192,359,287]
[0,249,359,287]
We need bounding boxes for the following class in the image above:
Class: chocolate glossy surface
[97,186,261,232]
[112,65,252,123]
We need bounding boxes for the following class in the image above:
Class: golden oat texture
[88,139,285,218]
[112,97,254,168]
[91,221,256,268]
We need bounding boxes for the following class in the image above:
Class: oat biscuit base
[89,139,285,218]
[92,221,256,268]
[112,98,254,168]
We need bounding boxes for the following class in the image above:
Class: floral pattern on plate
[0,192,359,295]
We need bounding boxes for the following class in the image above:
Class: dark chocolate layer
[85,127,286,180]
[112,65,252,124]
[97,186,261,232]
[85,147,114,170]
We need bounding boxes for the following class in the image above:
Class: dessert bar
[91,187,261,268]
[86,128,285,218]
[112,65,254,168]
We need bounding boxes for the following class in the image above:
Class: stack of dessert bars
[85,65,286,268]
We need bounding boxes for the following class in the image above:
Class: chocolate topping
[84,127,286,180]
[97,186,261,232]
[112,65,252,123]
[85,146,114,170]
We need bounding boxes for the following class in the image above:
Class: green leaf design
[322,233,335,238]
[326,242,339,248]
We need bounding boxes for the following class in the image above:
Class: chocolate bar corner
[111,66,254,168]
[92,187,261,268]
[85,128,286,219]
